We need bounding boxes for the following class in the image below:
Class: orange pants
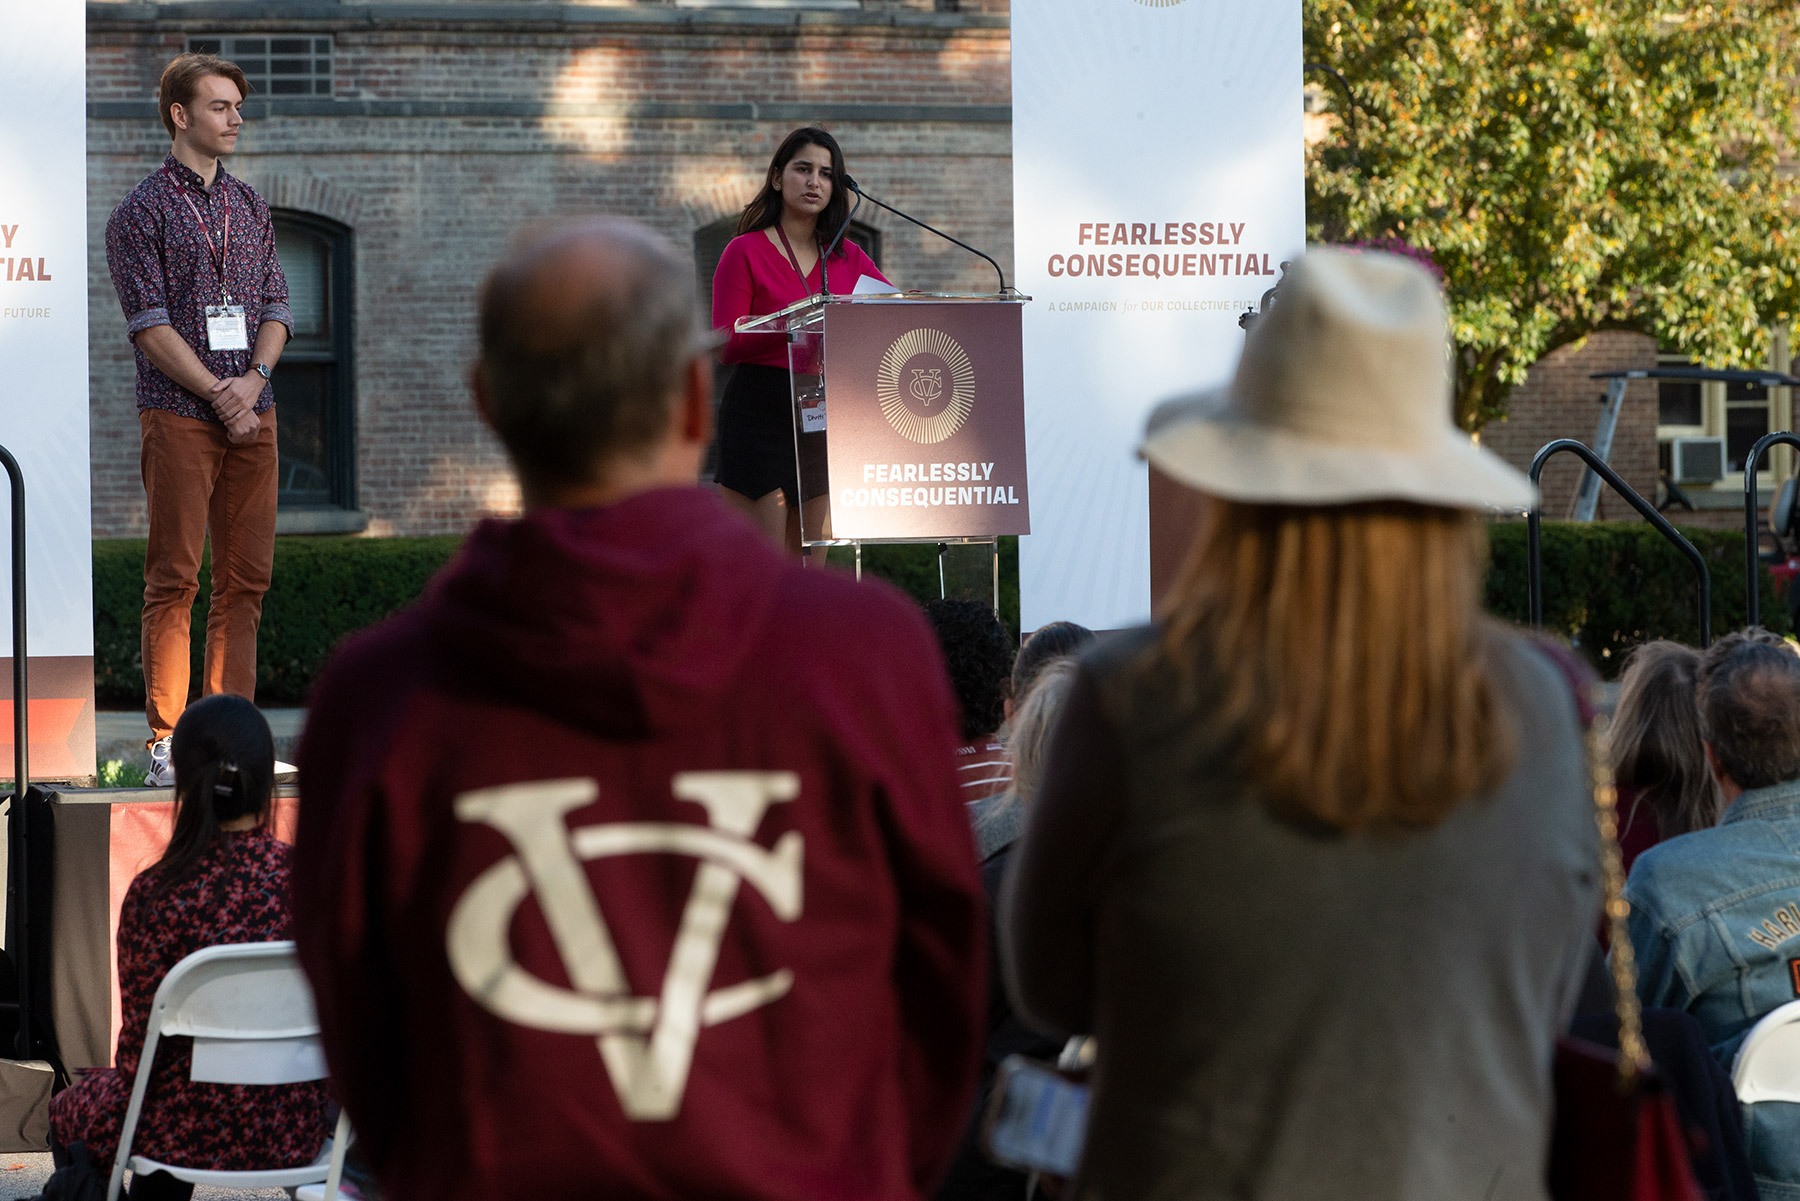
[139,406,278,742]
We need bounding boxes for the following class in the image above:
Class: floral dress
[49,829,330,1168]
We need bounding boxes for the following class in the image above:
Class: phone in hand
[981,1054,1091,1179]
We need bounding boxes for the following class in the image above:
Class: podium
[736,292,1031,603]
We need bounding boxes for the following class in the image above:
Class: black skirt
[714,363,829,508]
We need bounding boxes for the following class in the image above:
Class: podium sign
[818,300,1030,542]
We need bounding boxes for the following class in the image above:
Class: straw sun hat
[1140,248,1535,512]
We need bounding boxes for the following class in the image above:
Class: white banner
[0,0,96,778]
[1012,0,1305,632]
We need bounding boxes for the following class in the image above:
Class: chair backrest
[148,941,326,1086]
[1731,999,1800,1105]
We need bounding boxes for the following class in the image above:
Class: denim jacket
[1626,776,1800,1199]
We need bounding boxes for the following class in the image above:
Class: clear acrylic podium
[735,291,1031,605]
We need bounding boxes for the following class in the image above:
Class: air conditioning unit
[1670,436,1726,485]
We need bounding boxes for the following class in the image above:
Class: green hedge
[93,534,1022,708]
[91,521,1778,707]
[95,536,464,707]
[1484,521,1790,675]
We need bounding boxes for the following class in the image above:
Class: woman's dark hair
[1011,621,1096,704]
[736,127,852,260]
[148,694,275,896]
[924,598,1015,742]
[1609,640,1720,838]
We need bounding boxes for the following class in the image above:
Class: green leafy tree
[1305,1,1800,431]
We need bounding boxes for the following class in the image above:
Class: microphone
[838,175,1009,295]
[819,186,864,296]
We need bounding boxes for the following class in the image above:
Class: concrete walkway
[94,709,307,776]
[0,1153,277,1199]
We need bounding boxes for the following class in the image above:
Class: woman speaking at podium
[713,127,889,556]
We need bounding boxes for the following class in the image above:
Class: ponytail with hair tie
[213,760,240,808]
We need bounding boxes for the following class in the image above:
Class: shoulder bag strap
[1539,639,1653,1087]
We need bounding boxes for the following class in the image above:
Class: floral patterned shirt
[104,154,291,422]
[48,829,328,1169]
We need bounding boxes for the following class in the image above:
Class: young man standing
[292,217,986,1201]
[105,53,289,785]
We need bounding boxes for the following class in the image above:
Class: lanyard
[163,166,233,304]
[774,224,820,296]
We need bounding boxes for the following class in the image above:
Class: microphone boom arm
[848,184,1008,295]
[819,189,864,293]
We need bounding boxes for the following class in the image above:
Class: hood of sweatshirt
[424,487,789,739]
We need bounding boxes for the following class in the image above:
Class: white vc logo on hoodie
[445,773,804,1120]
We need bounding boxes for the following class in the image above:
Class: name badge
[205,305,248,352]
[800,400,827,433]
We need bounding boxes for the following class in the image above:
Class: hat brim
[1141,388,1536,513]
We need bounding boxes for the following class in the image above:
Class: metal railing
[0,443,30,1060]
[1528,439,1711,647]
[1743,431,1800,630]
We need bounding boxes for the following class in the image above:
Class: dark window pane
[233,39,267,54]
[315,79,332,94]
[269,78,310,94]
[235,58,267,75]
[1728,405,1771,473]
[1728,380,1769,404]
[316,38,331,53]
[270,38,309,54]
[1658,379,1702,426]
[189,39,222,53]
[270,58,311,75]
[276,362,333,506]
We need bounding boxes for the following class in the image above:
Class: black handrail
[1528,439,1711,647]
[0,443,28,1060]
[1744,432,1800,630]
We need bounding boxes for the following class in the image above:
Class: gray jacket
[1001,626,1600,1201]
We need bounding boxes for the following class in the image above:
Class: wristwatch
[250,362,271,381]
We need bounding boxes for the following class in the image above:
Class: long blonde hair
[1159,498,1516,832]
[1005,657,1079,805]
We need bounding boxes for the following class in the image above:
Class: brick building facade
[84,1,1790,542]
[86,0,1012,537]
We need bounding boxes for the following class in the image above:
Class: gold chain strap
[1588,701,1651,1088]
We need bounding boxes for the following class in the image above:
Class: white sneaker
[144,737,174,788]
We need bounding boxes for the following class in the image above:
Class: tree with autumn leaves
[1305,1,1800,431]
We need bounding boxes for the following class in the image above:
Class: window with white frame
[1655,340,1796,489]
[186,36,334,98]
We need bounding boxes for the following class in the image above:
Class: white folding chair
[106,941,351,1201]
[1731,999,1800,1105]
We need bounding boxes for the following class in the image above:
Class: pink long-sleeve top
[713,230,890,368]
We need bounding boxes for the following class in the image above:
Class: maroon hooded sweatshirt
[292,487,986,1201]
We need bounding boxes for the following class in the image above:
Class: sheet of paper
[852,274,898,295]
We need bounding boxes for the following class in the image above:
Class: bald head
[477,217,705,496]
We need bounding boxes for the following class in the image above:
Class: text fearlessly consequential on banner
[1045,219,1278,279]
[1,224,54,282]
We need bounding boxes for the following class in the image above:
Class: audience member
[1627,629,1800,1198]
[1004,621,1095,728]
[937,657,1078,1201]
[1002,250,1600,1201]
[291,217,986,1201]
[48,695,327,1200]
[1607,641,1719,875]
[924,598,1016,803]
[973,656,1078,862]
